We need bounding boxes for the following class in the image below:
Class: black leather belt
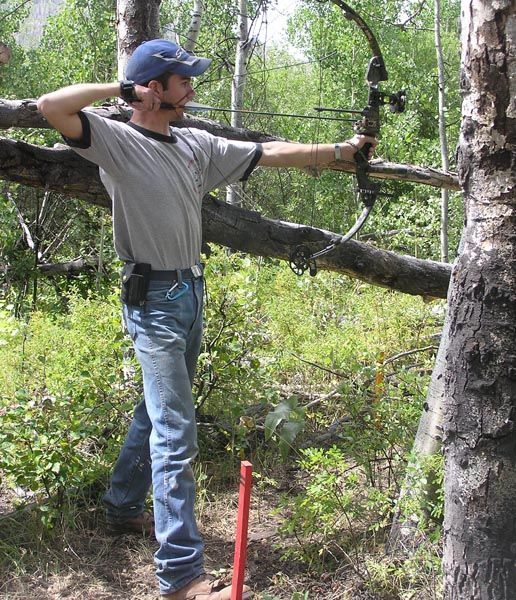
[149,265,203,281]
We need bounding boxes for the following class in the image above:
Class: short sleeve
[62,111,127,176]
[182,129,262,192]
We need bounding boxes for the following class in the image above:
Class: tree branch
[203,196,451,298]
[38,258,95,275]
[4,186,37,252]
[0,135,452,297]
[0,99,460,190]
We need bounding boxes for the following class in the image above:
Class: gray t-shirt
[67,111,261,269]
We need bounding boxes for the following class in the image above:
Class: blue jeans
[103,275,205,594]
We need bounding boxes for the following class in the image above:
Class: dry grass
[0,477,382,600]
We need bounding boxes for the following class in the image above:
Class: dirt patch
[0,482,377,600]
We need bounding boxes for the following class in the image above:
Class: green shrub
[0,252,444,549]
[278,445,394,568]
[0,293,134,524]
[195,251,278,456]
[259,267,442,384]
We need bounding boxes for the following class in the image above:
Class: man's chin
[169,108,184,122]
[160,104,184,119]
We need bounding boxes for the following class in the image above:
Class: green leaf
[264,398,298,440]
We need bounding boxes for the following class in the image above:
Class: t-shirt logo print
[188,158,202,190]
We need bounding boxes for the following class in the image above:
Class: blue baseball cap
[125,39,212,84]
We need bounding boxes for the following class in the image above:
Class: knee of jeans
[151,438,199,463]
[175,441,199,463]
[164,460,197,491]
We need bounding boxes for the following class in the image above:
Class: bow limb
[329,0,385,241]
[329,0,387,81]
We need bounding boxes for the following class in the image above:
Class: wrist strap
[119,79,138,103]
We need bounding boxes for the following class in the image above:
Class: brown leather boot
[106,511,155,537]
[161,575,251,599]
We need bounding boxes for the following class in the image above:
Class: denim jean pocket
[145,288,170,304]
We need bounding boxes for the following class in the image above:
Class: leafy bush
[0,293,134,524]
[265,395,306,461]
[195,251,278,456]
[260,266,441,383]
[278,445,391,568]
[365,542,443,599]
[0,252,444,551]
[260,267,443,571]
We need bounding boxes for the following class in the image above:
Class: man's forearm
[37,83,120,117]
[37,82,122,139]
[258,137,373,170]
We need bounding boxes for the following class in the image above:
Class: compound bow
[289,0,406,276]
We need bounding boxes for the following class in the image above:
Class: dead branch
[0,99,460,191]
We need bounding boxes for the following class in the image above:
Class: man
[37,39,376,599]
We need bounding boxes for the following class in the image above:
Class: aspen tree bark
[387,314,448,552]
[183,0,203,52]
[442,0,516,597]
[435,0,451,263]
[114,0,162,389]
[387,233,467,554]
[226,0,251,209]
[0,42,11,65]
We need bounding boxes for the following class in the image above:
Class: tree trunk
[387,235,465,554]
[226,0,251,209]
[0,42,11,65]
[183,0,203,52]
[435,0,451,263]
[116,0,162,79]
[387,313,447,553]
[442,1,516,597]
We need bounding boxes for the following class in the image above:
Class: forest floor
[0,477,381,600]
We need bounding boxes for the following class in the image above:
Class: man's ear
[147,80,163,96]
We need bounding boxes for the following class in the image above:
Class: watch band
[334,143,342,161]
[119,79,138,103]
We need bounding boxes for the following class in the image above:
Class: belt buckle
[191,264,202,278]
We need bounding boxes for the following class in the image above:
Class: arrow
[183,101,355,122]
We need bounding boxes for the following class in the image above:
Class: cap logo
[151,49,199,66]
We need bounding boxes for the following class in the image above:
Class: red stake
[231,461,253,600]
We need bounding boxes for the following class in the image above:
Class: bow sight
[288,1,406,277]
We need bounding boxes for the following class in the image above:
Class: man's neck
[129,111,180,136]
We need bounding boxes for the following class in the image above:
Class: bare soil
[0,481,377,600]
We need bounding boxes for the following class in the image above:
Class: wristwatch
[119,79,139,103]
